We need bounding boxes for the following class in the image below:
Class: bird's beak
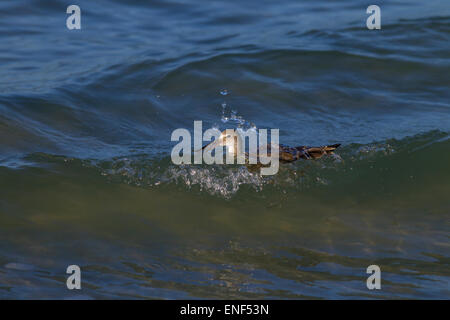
[200,138,221,153]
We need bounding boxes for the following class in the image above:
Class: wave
[6,130,447,200]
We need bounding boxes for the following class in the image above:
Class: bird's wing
[255,144,307,162]
[249,143,341,163]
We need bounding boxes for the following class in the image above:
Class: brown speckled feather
[264,143,341,162]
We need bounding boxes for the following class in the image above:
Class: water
[0,0,449,299]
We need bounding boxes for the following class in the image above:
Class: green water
[1,131,449,298]
[0,0,449,298]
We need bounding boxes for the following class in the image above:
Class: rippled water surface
[0,0,449,299]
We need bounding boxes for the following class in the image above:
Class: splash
[23,130,450,201]
[220,101,256,131]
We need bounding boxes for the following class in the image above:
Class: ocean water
[0,0,449,299]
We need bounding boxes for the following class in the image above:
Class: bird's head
[202,129,242,156]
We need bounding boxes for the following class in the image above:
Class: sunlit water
[0,0,449,299]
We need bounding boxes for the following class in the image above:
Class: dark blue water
[0,0,449,299]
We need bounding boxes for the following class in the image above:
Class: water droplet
[221,102,228,123]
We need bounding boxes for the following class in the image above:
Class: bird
[201,129,340,164]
